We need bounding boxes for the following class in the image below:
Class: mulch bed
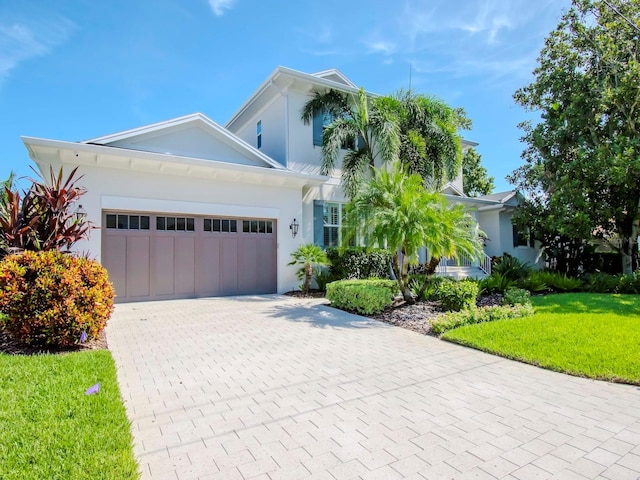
[0,329,108,355]
[292,290,505,336]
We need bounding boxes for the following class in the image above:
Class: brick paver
[106,296,640,480]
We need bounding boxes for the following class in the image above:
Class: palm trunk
[393,250,415,304]
[304,263,313,293]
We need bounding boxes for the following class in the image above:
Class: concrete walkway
[106,296,640,480]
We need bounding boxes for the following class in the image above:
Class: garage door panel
[239,237,258,294]
[220,238,239,295]
[175,237,196,296]
[155,236,175,296]
[126,236,151,298]
[198,237,221,295]
[103,236,127,299]
[257,237,277,293]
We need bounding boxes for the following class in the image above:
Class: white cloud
[0,16,75,81]
[208,0,236,16]
[364,39,396,55]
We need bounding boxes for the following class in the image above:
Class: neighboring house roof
[83,112,286,170]
[477,191,518,203]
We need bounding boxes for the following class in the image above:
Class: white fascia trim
[81,113,286,171]
[102,195,279,219]
[226,66,372,130]
[444,194,502,206]
[22,136,328,186]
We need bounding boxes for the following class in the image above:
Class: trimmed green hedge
[325,247,392,280]
[435,279,479,311]
[431,304,534,335]
[326,279,399,315]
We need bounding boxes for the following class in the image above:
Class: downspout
[269,80,290,168]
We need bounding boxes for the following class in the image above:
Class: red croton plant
[0,166,90,256]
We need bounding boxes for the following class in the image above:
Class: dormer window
[257,120,262,149]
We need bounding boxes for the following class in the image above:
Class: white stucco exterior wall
[26,148,317,294]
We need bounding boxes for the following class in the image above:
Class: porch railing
[436,253,492,276]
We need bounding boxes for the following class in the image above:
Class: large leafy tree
[510,0,640,274]
[462,148,494,197]
[346,164,483,303]
[301,88,469,197]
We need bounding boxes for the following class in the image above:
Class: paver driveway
[106,295,640,480]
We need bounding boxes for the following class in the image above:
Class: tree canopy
[509,0,640,274]
[301,88,469,197]
[462,148,494,197]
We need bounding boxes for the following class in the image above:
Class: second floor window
[256,120,262,149]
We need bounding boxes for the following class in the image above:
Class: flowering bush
[0,250,114,346]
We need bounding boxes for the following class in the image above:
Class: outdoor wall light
[289,218,299,238]
[75,204,87,221]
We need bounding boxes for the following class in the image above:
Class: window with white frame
[323,203,341,247]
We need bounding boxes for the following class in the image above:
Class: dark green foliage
[409,274,447,301]
[492,254,531,281]
[502,288,531,307]
[314,267,332,292]
[435,279,479,312]
[536,272,583,292]
[617,272,640,294]
[325,247,392,280]
[462,148,494,197]
[521,274,548,293]
[510,0,640,275]
[480,273,516,294]
[326,279,399,315]
[583,272,620,293]
[431,304,534,335]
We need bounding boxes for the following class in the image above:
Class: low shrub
[492,254,532,281]
[520,273,548,293]
[326,279,398,315]
[501,287,531,306]
[325,247,392,280]
[431,303,534,335]
[0,250,115,346]
[314,267,332,292]
[409,274,447,301]
[479,272,516,294]
[617,272,640,294]
[536,271,583,292]
[582,272,619,293]
[436,279,479,312]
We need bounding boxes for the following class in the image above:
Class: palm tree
[301,87,400,198]
[302,88,469,198]
[288,244,330,293]
[377,90,471,190]
[346,163,483,303]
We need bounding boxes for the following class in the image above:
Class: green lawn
[0,350,139,479]
[442,293,640,384]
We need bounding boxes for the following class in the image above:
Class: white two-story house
[22,66,540,302]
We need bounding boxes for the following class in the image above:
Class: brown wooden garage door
[101,212,277,302]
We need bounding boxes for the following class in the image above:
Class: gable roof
[311,69,357,88]
[85,112,286,170]
[226,66,364,131]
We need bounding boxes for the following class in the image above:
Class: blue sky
[1,0,570,192]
